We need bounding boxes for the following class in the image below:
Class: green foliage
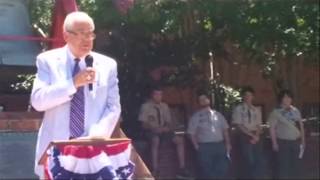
[77,0,124,29]
[28,0,54,36]
[219,85,241,109]
[225,0,319,76]
[11,74,35,92]
[134,0,319,87]
[28,0,122,33]
[128,0,188,33]
[196,77,242,113]
[26,0,319,95]
[215,84,241,117]
[28,0,319,56]
[24,0,319,137]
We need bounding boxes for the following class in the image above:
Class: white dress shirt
[31,45,121,177]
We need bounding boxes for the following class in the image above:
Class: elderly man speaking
[31,11,121,178]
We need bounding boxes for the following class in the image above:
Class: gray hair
[63,11,95,32]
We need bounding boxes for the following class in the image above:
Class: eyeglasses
[67,30,96,40]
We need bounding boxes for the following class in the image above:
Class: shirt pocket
[198,118,211,130]
[241,111,249,122]
[90,70,108,101]
[95,69,110,89]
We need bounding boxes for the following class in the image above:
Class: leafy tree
[28,0,54,36]
[24,0,319,137]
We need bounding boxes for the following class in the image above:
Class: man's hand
[152,127,163,134]
[162,127,170,132]
[153,127,170,133]
[301,140,306,149]
[73,67,96,89]
[250,134,260,144]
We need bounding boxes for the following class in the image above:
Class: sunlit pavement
[0,132,37,179]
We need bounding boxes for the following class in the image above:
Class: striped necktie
[70,58,85,138]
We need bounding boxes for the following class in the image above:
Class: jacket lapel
[56,46,71,81]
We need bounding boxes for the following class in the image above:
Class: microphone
[85,55,93,91]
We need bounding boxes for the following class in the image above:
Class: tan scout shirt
[268,106,302,140]
[188,109,229,143]
[138,100,172,129]
[232,103,262,131]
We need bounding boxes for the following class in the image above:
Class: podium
[39,124,153,179]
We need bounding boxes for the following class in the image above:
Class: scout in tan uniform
[232,86,264,178]
[268,89,305,179]
[188,94,231,179]
[138,86,187,178]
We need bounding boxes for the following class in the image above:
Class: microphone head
[85,55,93,67]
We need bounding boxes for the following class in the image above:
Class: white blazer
[31,46,121,177]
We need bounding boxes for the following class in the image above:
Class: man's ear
[63,31,68,42]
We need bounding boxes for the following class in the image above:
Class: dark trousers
[277,139,300,179]
[239,133,264,178]
[197,142,229,179]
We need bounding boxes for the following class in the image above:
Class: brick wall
[0,112,41,132]
[0,94,31,112]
